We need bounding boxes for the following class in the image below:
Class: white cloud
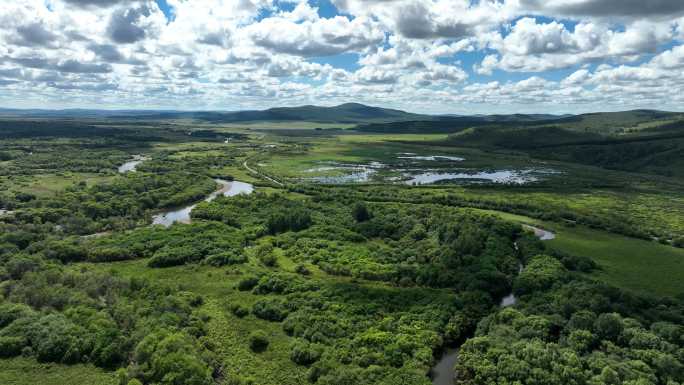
[0,0,682,113]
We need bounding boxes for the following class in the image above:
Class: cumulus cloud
[247,12,384,57]
[13,22,60,47]
[0,0,682,113]
[107,4,156,44]
[62,0,135,7]
[520,0,684,19]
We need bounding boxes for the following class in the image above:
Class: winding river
[151,179,253,227]
[118,155,147,173]
[430,224,556,385]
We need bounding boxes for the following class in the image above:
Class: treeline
[290,185,666,242]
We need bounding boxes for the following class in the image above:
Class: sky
[0,0,683,114]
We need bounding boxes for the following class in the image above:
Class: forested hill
[0,104,431,124]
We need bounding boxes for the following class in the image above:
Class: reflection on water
[398,155,465,162]
[431,349,459,385]
[500,293,517,307]
[522,224,556,240]
[304,162,384,184]
[152,180,253,227]
[405,170,539,185]
[432,229,556,384]
[118,155,148,173]
[302,159,557,185]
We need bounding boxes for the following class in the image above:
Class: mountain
[0,103,431,124]
[109,103,432,124]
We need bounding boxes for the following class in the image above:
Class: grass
[7,173,116,197]
[0,357,117,385]
[477,208,684,297]
[547,225,684,298]
[214,121,356,130]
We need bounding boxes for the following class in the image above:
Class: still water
[151,180,253,227]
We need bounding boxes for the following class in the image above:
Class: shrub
[252,299,288,322]
[673,237,684,248]
[28,314,88,364]
[514,255,567,295]
[0,336,26,358]
[148,246,200,268]
[595,313,624,342]
[258,253,278,267]
[266,209,312,234]
[205,251,247,266]
[352,203,371,222]
[295,264,311,275]
[248,331,269,352]
[132,331,213,385]
[230,304,249,318]
[290,340,322,365]
[237,276,259,291]
[254,243,277,267]
[0,303,34,328]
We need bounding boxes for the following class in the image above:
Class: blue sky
[0,0,683,113]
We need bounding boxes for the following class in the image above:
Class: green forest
[0,116,683,385]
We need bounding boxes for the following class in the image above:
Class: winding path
[243,158,284,187]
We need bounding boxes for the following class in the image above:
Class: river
[430,224,556,385]
[118,155,148,173]
[151,179,253,227]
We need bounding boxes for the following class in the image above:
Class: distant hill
[355,115,566,134]
[1,105,682,129]
[106,103,432,124]
[355,110,684,134]
[0,103,432,124]
[549,110,684,135]
[431,112,684,179]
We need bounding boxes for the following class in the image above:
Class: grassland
[477,209,684,297]
[0,357,117,385]
[4,173,117,197]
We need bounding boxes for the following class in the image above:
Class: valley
[0,107,683,385]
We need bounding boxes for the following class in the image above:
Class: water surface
[431,349,459,385]
[398,155,465,162]
[304,162,384,184]
[118,155,147,173]
[406,170,539,185]
[522,224,556,240]
[152,180,253,227]
[431,229,556,384]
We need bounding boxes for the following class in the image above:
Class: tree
[352,203,371,222]
[594,313,624,342]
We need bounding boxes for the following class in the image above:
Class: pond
[151,180,253,227]
[301,160,556,185]
[398,155,465,162]
[303,162,384,184]
[118,155,148,173]
[405,169,540,185]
